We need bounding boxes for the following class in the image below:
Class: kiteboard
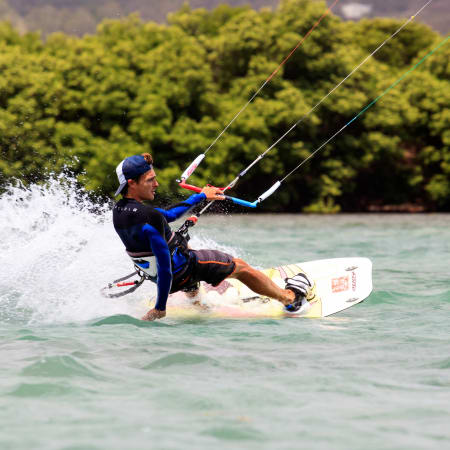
[145,257,372,319]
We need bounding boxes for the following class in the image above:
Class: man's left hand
[141,308,166,321]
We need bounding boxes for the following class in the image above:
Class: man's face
[129,168,159,202]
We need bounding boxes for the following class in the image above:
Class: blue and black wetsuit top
[113,193,206,311]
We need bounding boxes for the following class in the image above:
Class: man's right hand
[201,186,225,201]
[141,308,166,321]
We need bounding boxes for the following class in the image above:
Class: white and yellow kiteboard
[145,257,372,319]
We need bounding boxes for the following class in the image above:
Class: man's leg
[228,258,295,306]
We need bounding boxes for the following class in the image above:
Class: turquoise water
[1,181,449,449]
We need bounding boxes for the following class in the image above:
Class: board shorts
[171,249,236,292]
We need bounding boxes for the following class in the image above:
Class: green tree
[0,0,448,211]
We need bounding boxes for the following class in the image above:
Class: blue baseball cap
[115,155,152,196]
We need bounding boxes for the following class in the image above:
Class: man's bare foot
[280,289,296,306]
[141,308,166,321]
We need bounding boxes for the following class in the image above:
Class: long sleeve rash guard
[113,193,206,310]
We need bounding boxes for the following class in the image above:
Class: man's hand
[201,186,225,201]
[141,308,166,321]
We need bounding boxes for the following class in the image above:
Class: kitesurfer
[113,153,312,321]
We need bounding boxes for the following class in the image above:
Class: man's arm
[141,223,172,316]
[155,193,206,223]
[156,187,225,223]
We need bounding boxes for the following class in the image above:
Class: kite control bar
[178,181,258,208]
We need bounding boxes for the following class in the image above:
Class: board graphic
[145,257,373,319]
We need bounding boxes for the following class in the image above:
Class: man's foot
[284,273,313,313]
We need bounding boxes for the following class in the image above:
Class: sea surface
[0,179,449,450]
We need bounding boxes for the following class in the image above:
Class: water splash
[0,177,237,325]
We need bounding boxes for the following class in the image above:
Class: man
[113,153,312,321]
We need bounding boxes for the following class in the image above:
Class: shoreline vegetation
[0,0,449,213]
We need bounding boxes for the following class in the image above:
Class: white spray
[0,176,236,325]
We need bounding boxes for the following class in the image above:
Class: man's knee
[232,258,249,269]
[229,258,251,279]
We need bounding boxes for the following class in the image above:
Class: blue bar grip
[224,195,258,208]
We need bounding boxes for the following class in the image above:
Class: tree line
[0,0,449,212]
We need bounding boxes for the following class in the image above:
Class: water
[0,179,449,450]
